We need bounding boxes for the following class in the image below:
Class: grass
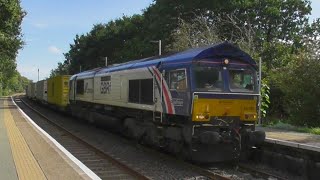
[308,128,320,135]
[263,119,320,135]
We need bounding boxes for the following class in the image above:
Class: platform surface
[257,126,320,152]
[0,97,18,180]
[0,97,90,180]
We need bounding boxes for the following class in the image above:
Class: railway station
[1,0,320,179]
[0,94,319,179]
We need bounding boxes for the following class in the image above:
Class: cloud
[48,46,62,54]
[33,23,48,29]
[17,65,51,82]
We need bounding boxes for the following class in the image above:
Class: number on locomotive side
[101,81,111,94]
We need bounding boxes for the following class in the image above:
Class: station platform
[257,126,320,152]
[0,97,91,180]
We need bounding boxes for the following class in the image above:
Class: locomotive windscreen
[194,66,223,91]
[229,69,256,92]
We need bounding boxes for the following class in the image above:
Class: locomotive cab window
[194,66,223,91]
[229,68,256,92]
[76,79,84,95]
[129,79,153,104]
[168,69,187,90]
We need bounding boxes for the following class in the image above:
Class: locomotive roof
[73,42,255,78]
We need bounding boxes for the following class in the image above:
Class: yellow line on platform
[4,100,47,180]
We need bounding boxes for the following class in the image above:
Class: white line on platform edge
[265,137,320,152]
[11,96,101,180]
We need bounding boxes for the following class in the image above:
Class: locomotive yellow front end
[192,98,257,123]
[188,60,265,162]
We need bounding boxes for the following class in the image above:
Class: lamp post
[258,57,262,124]
[150,40,162,56]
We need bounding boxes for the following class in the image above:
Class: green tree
[1,71,30,95]
[0,0,25,95]
[50,62,69,77]
[50,0,318,126]
[60,15,151,75]
[270,19,320,126]
[54,0,312,76]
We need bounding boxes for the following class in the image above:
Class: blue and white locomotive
[68,42,265,162]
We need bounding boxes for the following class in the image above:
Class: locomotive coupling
[199,131,221,144]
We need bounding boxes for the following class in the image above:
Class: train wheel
[179,144,192,161]
[166,139,178,154]
[123,118,135,139]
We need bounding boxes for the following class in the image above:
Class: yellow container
[47,75,71,107]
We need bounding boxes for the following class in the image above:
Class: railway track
[15,96,288,180]
[237,163,287,180]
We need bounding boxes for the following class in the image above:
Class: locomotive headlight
[196,113,210,120]
[244,113,257,120]
[193,103,211,121]
[224,59,229,64]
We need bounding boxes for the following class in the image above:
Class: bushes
[261,79,270,118]
[265,19,320,127]
[0,72,29,96]
[272,52,320,127]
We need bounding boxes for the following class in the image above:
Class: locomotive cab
[188,58,265,161]
[192,61,258,123]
